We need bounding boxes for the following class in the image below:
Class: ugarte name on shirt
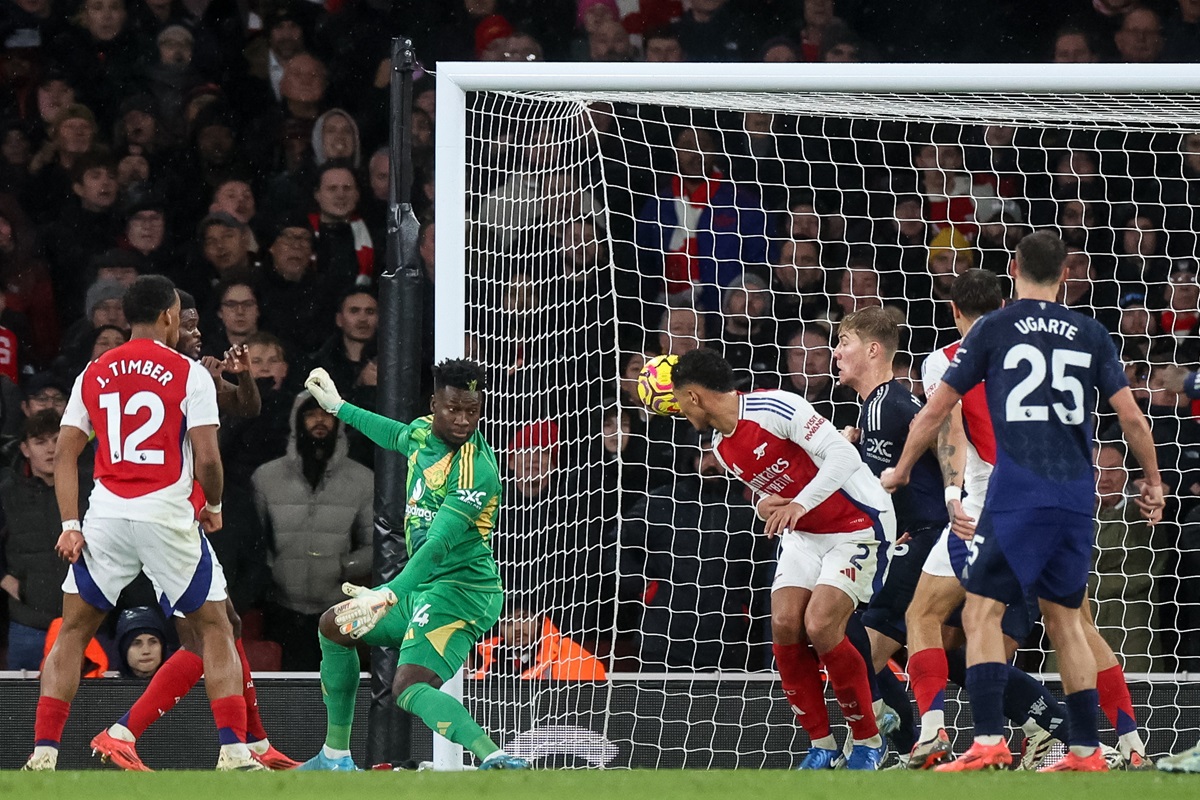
[1013,316,1078,340]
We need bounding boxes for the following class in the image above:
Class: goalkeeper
[297,359,528,771]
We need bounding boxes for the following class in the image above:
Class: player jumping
[24,275,262,771]
[670,348,895,770]
[883,231,1165,772]
[295,360,529,771]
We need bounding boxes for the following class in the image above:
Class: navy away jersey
[857,380,948,530]
[940,298,1127,515]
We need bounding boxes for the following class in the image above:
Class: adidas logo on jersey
[840,566,857,582]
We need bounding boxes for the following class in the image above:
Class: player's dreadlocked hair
[672,348,735,393]
[433,358,487,393]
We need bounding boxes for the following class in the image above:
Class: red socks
[34,696,71,747]
[211,694,248,745]
[1097,663,1138,736]
[118,642,269,743]
[908,647,949,715]
[773,642,831,740]
[122,649,204,738]
[235,639,267,742]
[819,636,879,740]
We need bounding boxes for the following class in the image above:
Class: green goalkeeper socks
[397,683,499,760]
[318,633,360,751]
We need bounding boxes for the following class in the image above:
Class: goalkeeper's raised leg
[296,361,529,771]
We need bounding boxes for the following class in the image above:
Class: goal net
[434,62,1200,768]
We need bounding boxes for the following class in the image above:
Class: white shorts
[63,517,227,614]
[146,548,228,620]
[922,496,984,579]
[772,524,892,605]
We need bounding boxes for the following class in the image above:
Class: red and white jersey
[61,338,220,530]
[922,340,995,502]
[712,389,892,535]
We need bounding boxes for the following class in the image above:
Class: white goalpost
[433,61,1200,769]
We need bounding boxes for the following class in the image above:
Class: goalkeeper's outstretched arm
[306,367,413,451]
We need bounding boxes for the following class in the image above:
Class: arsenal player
[671,348,896,770]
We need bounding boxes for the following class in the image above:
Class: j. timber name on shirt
[97,358,176,387]
[746,456,793,495]
[1013,316,1079,340]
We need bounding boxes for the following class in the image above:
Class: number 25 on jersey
[1003,345,1091,425]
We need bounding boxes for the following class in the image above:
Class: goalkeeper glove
[305,367,344,414]
[332,583,398,639]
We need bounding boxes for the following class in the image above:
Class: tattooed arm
[937,405,966,492]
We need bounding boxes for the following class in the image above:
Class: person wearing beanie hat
[47,277,126,412]
[84,278,127,328]
[474,14,514,59]
[577,0,621,29]
[900,227,978,355]
[926,226,976,306]
[507,420,561,502]
[115,607,171,679]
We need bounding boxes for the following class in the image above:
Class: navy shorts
[961,506,1092,609]
[861,524,941,644]
[945,591,1039,644]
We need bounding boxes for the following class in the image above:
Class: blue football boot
[846,737,888,771]
[479,753,531,770]
[796,746,841,770]
[295,750,359,771]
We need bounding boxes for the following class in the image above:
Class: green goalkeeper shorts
[362,582,502,682]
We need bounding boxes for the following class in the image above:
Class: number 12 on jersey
[1003,345,1092,425]
[98,391,166,464]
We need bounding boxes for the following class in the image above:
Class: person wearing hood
[114,606,170,679]
[311,108,360,169]
[253,390,373,670]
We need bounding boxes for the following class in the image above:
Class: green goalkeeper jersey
[335,402,503,594]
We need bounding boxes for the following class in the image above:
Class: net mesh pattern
[458,87,1200,765]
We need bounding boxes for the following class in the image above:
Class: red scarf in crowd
[309,213,374,285]
[0,326,18,383]
[663,169,721,296]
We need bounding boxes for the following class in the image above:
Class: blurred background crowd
[1,0,1199,678]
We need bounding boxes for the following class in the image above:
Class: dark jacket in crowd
[0,466,89,629]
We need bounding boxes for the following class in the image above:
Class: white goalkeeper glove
[332,583,398,639]
[305,367,344,414]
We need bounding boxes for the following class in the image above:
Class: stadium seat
[239,610,265,642]
[242,640,283,672]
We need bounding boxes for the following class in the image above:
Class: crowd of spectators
[1,0,1199,674]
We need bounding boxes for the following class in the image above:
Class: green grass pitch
[2,770,1196,800]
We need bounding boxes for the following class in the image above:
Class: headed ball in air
[638,354,681,416]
